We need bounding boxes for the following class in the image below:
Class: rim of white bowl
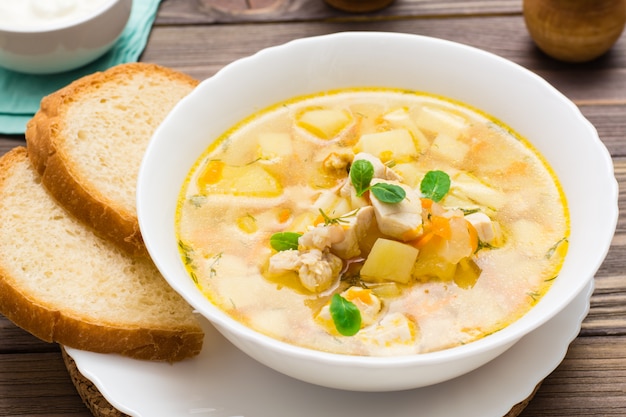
[138,31,619,368]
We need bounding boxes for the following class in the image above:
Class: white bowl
[0,0,131,74]
[137,32,618,392]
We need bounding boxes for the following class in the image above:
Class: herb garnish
[545,237,568,259]
[319,208,357,226]
[370,182,406,203]
[420,170,451,202]
[329,293,362,336]
[350,159,406,203]
[350,159,374,197]
[270,231,302,251]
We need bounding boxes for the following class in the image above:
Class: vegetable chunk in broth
[176,88,569,356]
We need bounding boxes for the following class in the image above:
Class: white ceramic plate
[66,281,593,417]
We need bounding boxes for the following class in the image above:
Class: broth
[176,88,569,356]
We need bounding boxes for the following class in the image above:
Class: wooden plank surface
[156,0,523,24]
[1,0,625,415]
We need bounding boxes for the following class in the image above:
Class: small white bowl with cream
[0,0,132,74]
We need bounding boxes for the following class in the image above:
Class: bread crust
[25,63,199,256]
[0,147,204,362]
[0,265,203,362]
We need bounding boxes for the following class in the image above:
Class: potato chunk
[415,106,466,139]
[198,162,282,197]
[382,108,430,152]
[354,129,418,163]
[360,238,419,284]
[297,108,352,139]
[257,132,293,159]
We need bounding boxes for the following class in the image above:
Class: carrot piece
[199,160,225,186]
[413,232,435,249]
[430,215,452,240]
[348,288,373,304]
[421,198,434,209]
[277,208,291,223]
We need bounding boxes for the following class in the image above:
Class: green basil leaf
[270,232,302,251]
[370,183,406,203]
[420,170,451,202]
[350,159,374,197]
[330,293,362,336]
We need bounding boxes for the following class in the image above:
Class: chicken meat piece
[339,152,401,205]
[268,248,343,293]
[358,312,418,353]
[370,178,423,241]
[330,206,375,259]
[316,286,383,332]
[299,223,345,251]
[464,211,502,246]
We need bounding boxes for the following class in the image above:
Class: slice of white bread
[25,63,199,256]
[0,147,203,362]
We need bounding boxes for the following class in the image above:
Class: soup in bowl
[137,32,617,391]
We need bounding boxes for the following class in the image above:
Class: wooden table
[1,1,625,415]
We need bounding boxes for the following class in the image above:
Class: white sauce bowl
[0,0,131,74]
[137,32,618,392]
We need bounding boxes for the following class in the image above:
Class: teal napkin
[0,0,161,135]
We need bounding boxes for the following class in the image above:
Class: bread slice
[0,147,203,362]
[25,63,199,256]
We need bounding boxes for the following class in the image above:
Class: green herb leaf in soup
[330,293,362,336]
[370,182,406,203]
[350,159,375,197]
[420,170,451,202]
[270,232,302,251]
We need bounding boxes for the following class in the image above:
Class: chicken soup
[176,88,569,356]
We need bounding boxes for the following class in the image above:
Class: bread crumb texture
[59,64,198,213]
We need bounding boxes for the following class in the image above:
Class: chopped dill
[460,207,481,215]
[527,291,541,302]
[178,240,195,266]
[188,194,206,207]
[208,253,223,279]
[319,208,359,226]
[545,237,568,259]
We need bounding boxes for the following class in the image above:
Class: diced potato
[360,238,419,284]
[448,172,506,210]
[236,214,258,234]
[368,282,402,298]
[354,129,418,163]
[297,108,352,139]
[392,162,427,188]
[288,211,319,233]
[430,133,470,163]
[415,106,466,139]
[382,108,430,152]
[257,132,293,159]
[199,163,282,197]
[313,191,353,218]
[454,257,482,289]
[411,242,457,282]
